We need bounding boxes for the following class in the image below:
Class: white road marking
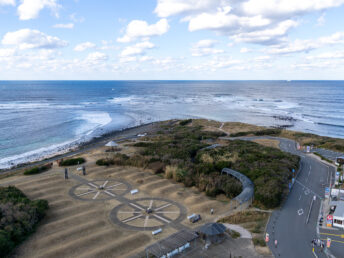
[76,190,96,196]
[88,182,98,188]
[122,214,142,223]
[130,203,144,210]
[299,195,302,201]
[298,209,304,216]
[155,203,171,211]
[92,191,100,199]
[149,200,153,209]
[144,215,149,228]
[118,211,141,214]
[104,190,116,197]
[153,214,171,223]
[102,180,108,187]
[155,211,179,214]
[106,183,123,189]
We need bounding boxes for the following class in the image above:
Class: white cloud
[17,0,60,20]
[317,13,326,26]
[0,48,16,57]
[240,47,250,53]
[74,42,96,52]
[191,39,224,57]
[194,39,217,48]
[242,0,344,17]
[188,11,271,32]
[231,19,298,44]
[120,41,155,57]
[53,23,74,29]
[86,52,108,62]
[153,0,344,47]
[2,29,68,49]
[306,51,344,60]
[155,0,223,17]
[267,32,344,54]
[0,0,15,5]
[117,19,169,43]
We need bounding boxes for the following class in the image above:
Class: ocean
[0,80,344,169]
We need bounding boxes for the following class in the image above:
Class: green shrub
[59,157,85,166]
[0,186,49,257]
[96,159,115,166]
[24,163,52,175]
[253,237,266,247]
[179,119,192,126]
[230,230,241,239]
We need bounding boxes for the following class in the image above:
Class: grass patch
[24,163,52,175]
[314,152,333,164]
[0,186,49,257]
[59,157,85,166]
[218,211,269,224]
[252,237,266,247]
[230,230,241,239]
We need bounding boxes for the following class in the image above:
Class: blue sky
[1,0,344,80]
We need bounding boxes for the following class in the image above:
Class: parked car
[190,214,201,223]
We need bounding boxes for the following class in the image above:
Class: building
[144,229,199,258]
[198,223,227,245]
[333,202,344,229]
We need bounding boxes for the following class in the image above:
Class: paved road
[224,136,337,257]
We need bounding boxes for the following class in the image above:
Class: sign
[325,187,330,198]
[265,233,269,242]
[307,146,310,153]
[327,215,333,227]
[292,178,295,185]
[327,238,331,248]
[292,168,295,173]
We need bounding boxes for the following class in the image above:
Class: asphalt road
[224,136,337,257]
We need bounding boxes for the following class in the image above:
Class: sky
[1,0,344,80]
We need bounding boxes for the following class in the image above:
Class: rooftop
[333,202,344,218]
[145,229,198,257]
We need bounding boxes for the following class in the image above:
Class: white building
[333,202,344,229]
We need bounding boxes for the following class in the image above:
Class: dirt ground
[1,141,242,258]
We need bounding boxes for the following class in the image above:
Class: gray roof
[333,202,344,218]
[145,229,198,257]
[221,168,254,204]
[198,223,226,236]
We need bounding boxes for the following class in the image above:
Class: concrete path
[223,223,252,239]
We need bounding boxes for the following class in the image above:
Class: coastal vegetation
[97,121,299,208]
[59,157,85,166]
[0,186,49,256]
[23,163,52,175]
[227,124,344,153]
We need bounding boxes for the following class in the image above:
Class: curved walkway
[221,168,254,204]
[223,223,252,239]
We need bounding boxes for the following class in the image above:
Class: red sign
[327,215,333,227]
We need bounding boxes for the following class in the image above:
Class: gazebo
[198,223,227,244]
[105,141,119,147]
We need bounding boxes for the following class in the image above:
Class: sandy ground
[2,140,239,258]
